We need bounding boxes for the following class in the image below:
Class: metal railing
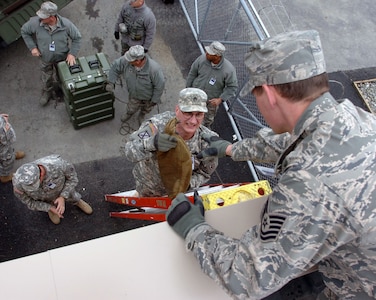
[179,0,295,187]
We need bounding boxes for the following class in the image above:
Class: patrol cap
[124,45,145,62]
[205,41,226,56]
[178,88,208,113]
[240,30,326,97]
[16,163,40,192]
[36,1,58,19]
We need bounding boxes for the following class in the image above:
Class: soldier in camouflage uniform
[12,155,93,225]
[0,114,25,183]
[21,1,81,106]
[124,88,218,197]
[106,45,165,125]
[114,0,156,55]
[166,30,376,299]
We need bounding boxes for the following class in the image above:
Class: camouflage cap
[36,1,58,19]
[124,45,145,62]
[15,163,40,192]
[178,88,208,113]
[240,30,326,97]
[205,41,226,56]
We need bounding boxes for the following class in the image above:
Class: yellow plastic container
[201,180,271,210]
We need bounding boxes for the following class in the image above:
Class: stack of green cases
[57,53,115,129]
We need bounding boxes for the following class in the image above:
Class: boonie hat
[124,45,145,62]
[36,1,58,19]
[178,88,208,113]
[16,163,40,192]
[240,30,326,97]
[205,41,226,56]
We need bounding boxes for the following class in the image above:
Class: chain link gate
[179,0,295,187]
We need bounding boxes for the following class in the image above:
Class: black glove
[154,133,177,152]
[166,192,205,239]
[114,31,120,40]
[197,133,231,159]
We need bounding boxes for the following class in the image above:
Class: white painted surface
[1,252,56,300]
[0,195,267,300]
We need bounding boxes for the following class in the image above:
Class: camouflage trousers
[203,101,218,128]
[40,60,60,93]
[62,190,82,204]
[0,149,15,176]
[43,189,82,206]
[124,98,156,117]
[132,164,166,197]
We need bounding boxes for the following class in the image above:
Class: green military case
[57,52,114,130]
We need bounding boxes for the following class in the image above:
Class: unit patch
[137,123,157,140]
[138,130,152,139]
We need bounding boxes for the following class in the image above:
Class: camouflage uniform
[187,93,376,299]
[179,31,376,299]
[0,115,16,176]
[12,155,81,212]
[186,42,238,127]
[115,0,156,55]
[124,111,218,197]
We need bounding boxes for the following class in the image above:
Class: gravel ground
[354,79,376,114]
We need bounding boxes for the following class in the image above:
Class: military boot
[39,89,52,106]
[120,112,133,123]
[15,151,25,160]
[75,200,93,215]
[48,211,61,225]
[0,174,13,183]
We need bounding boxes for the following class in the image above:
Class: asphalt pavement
[1,0,376,168]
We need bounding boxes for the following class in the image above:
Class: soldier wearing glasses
[124,88,218,197]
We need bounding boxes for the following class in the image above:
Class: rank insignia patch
[260,212,286,242]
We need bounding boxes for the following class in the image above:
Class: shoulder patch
[138,130,151,139]
[260,212,286,242]
[137,123,157,140]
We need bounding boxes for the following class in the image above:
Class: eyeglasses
[181,111,205,120]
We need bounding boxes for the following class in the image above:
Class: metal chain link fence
[179,0,296,187]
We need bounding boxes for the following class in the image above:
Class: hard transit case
[57,53,114,129]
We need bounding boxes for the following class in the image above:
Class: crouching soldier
[12,154,92,224]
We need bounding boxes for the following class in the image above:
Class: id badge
[49,43,55,52]
[209,77,216,85]
[47,182,56,189]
